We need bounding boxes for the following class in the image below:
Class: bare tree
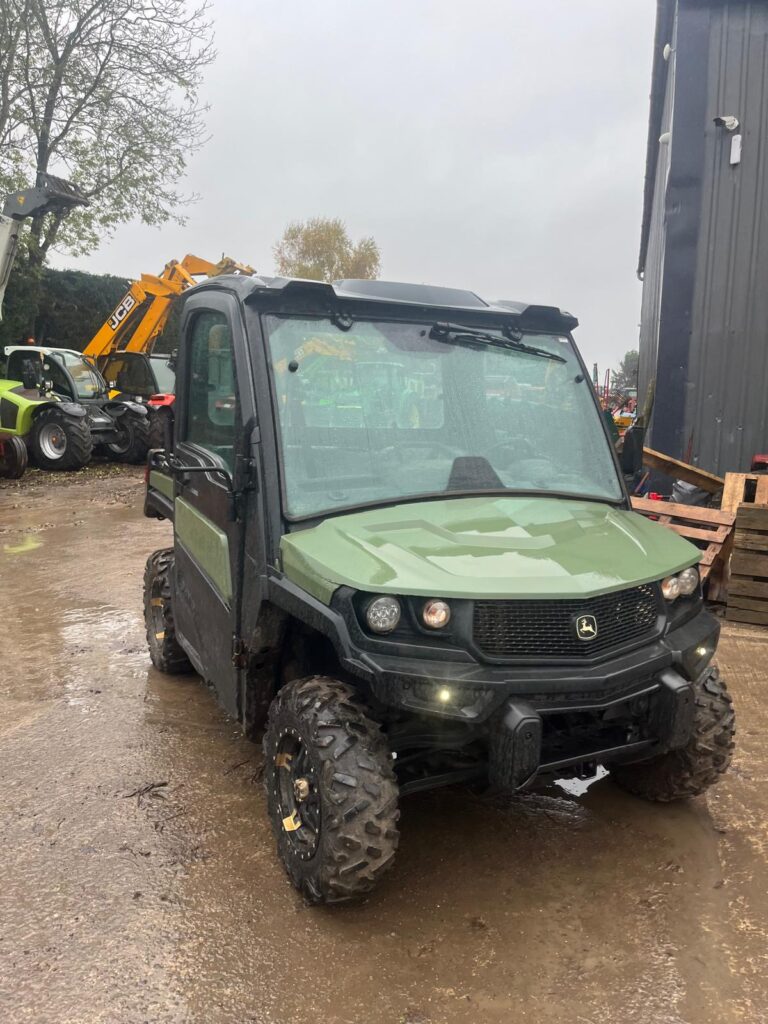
[0,0,30,160]
[0,0,214,268]
[274,217,381,282]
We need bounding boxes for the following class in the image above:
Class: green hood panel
[280,496,700,603]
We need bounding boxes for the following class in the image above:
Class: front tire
[263,677,400,904]
[0,436,28,479]
[143,548,193,674]
[107,411,150,464]
[611,667,735,801]
[30,408,92,470]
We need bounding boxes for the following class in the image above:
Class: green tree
[611,349,639,393]
[0,0,214,271]
[273,217,381,282]
[0,262,129,348]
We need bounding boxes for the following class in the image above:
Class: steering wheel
[485,437,538,465]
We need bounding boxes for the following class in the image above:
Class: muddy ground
[1,467,767,1024]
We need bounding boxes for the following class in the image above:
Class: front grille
[472,584,660,660]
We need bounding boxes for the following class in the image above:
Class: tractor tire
[263,676,400,904]
[30,407,92,471]
[0,436,28,479]
[611,667,735,801]
[147,409,168,451]
[143,548,193,674]
[107,411,150,464]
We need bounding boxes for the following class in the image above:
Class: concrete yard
[1,468,767,1024]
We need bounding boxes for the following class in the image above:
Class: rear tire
[0,436,28,479]
[611,667,735,801]
[108,411,150,464]
[263,677,400,903]
[143,548,193,674]
[30,408,92,470]
[147,409,168,451]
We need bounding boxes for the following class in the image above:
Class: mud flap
[488,700,542,791]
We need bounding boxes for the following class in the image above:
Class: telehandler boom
[83,254,255,363]
[0,174,89,320]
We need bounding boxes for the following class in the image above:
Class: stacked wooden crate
[630,497,735,582]
[727,503,768,625]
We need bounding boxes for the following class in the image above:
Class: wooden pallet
[726,504,768,625]
[630,497,735,581]
[642,447,725,494]
[709,473,768,602]
[721,472,768,512]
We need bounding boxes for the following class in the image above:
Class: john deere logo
[575,614,598,641]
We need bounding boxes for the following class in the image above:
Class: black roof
[189,274,579,333]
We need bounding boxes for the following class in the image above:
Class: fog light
[423,599,451,629]
[681,633,717,678]
[437,687,452,703]
[661,575,681,601]
[677,566,699,595]
[365,596,401,634]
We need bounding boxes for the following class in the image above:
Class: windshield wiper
[429,322,566,363]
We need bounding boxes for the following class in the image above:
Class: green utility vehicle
[0,374,92,473]
[143,277,735,903]
[2,346,149,463]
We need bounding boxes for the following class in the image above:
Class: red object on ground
[751,453,768,471]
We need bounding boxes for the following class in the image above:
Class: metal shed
[639,0,768,475]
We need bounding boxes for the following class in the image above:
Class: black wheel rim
[108,421,132,455]
[274,729,322,860]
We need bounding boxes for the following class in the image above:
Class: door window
[185,311,237,469]
[104,354,155,397]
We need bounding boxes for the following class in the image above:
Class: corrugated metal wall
[685,1,768,472]
[638,14,678,409]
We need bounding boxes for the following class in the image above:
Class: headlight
[422,599,451,629]
[677,566,699,595]
[365,596,401,634]
[661,566,699,602]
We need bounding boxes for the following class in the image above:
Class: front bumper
[363,610,716,789]
[269,577,718,788]
[354,607,718,721]
[487,667,696,790]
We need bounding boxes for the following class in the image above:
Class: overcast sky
[53,0,655,374]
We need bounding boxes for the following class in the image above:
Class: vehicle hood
[280,495,700,603]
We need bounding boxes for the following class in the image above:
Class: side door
[171,295,251,720]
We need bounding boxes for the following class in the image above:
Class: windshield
[48,351,105,400]
[264,316,623,518]
[150,356,176,393]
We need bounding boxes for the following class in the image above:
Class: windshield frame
[260,311,629,524]
[46,350,107,401]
